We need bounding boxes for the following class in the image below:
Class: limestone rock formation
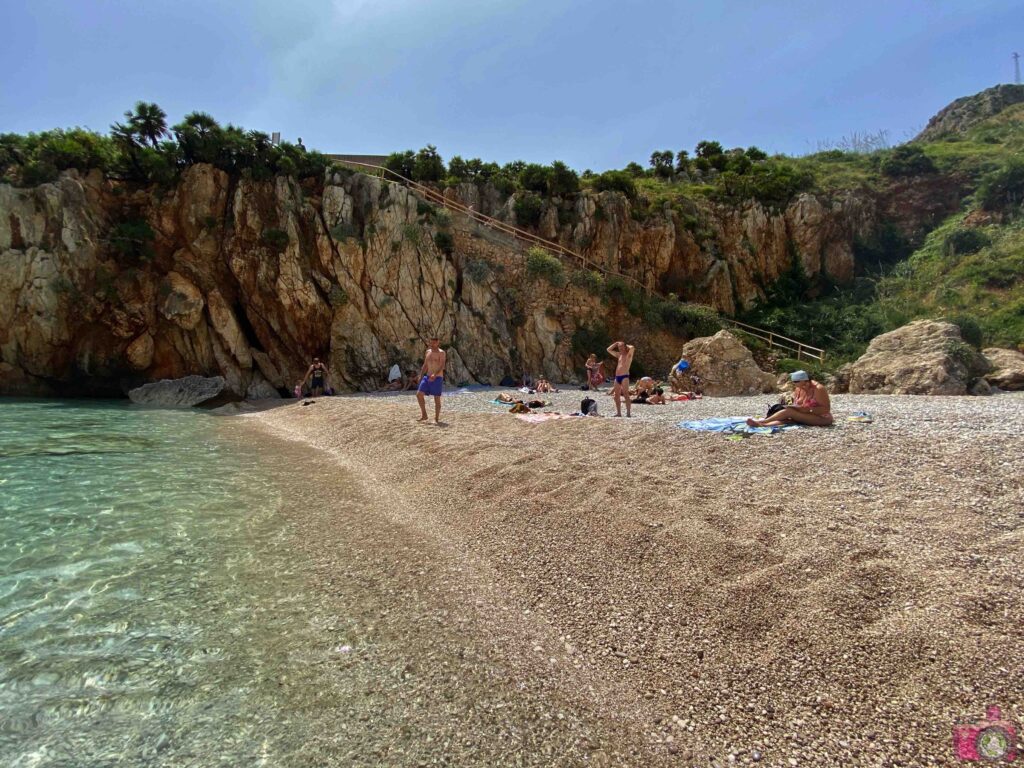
[915,84,1024,142]
[847,320,991,395]
[983,347,1024,390]
[128,375,230,407]
[0,160,959,397]
[678,330,777,396]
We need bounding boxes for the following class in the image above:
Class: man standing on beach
[606,340,635,417]
[417,336,446,423]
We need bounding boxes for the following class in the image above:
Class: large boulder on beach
[983,347,1024,390]
[128,375,233,407]
[678,330,777,396]
[847,320,990,395]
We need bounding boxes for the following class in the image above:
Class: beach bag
[510,402,531,414]
[766,403,786,417]
[580,397,597,416]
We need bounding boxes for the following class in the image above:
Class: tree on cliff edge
[126,102,168,148]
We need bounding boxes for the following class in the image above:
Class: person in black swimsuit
[303,357,329,397]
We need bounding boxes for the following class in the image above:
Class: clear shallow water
[0,400,638,768]
[0,400,323,767]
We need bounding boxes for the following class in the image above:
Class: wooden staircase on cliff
[328,157,826,363]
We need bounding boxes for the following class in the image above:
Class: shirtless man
[606,340,635,417]
[416,336,447,423]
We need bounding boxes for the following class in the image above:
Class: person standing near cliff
[302,357,329,397]
[606,341,635,417]
[416,336,447,423]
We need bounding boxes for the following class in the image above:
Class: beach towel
[677,417,802,435]
[514,412,577,423]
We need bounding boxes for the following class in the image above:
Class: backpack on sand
[580,397,597,416]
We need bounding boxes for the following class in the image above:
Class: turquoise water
[0,400,322,766]
[0,400,633,767]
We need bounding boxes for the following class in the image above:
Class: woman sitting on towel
[747,371,833,427]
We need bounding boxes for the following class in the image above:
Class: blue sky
[1,0,1020,170]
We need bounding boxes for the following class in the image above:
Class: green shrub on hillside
[593,170,637,199]
[880,145,936,177]
[944,228,991,256]
[433,231,454,254]
[513,193,544,227]
[570,268,604,295]
[519,163,551,194]
[110,218,156,262]
[945,314,984,348]
[384,150,415,178]
[525,247,566,287]
[603,274,645,315]
[1,128,120,184]
[713,161,814,209]
[463,258,491,284]
[655,300,722,337]
[548,161,580,197]
[433,208,452,228]
[413,145,445,183]
[977,160,1024,211]
[571,324,612,358]
[399,223,420,245]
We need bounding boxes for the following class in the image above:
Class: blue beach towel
[677,417,802,435]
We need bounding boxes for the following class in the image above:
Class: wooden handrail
[329,157,826,362]
[723,318,825,361]
[333,159,649,291]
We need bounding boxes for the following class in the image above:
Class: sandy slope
[248,391,1024,767]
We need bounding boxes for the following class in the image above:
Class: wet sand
[247,390,1024,767]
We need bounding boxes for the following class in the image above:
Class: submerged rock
[128,375,232,408]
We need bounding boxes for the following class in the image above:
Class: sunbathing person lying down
[632,386,666,404]
[747,370,833,427]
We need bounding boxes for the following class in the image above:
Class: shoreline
[246,390,1024,767]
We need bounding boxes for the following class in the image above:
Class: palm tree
[127,102,168,148]
[180,112,219,138]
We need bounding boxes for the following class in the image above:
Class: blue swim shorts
[418,375,444,396]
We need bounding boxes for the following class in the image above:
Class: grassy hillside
[738,102,1024,362]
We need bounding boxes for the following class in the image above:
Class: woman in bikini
[536,378,559,393]
[585,354,605,391]
[747,370,833,427]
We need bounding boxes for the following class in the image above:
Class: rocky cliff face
[451,183,880,316]
[0,165,951,396]
[914,84,1024,142]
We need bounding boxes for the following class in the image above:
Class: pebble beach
[247,388,1024,767]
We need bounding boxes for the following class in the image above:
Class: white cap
[790,370,810,382]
